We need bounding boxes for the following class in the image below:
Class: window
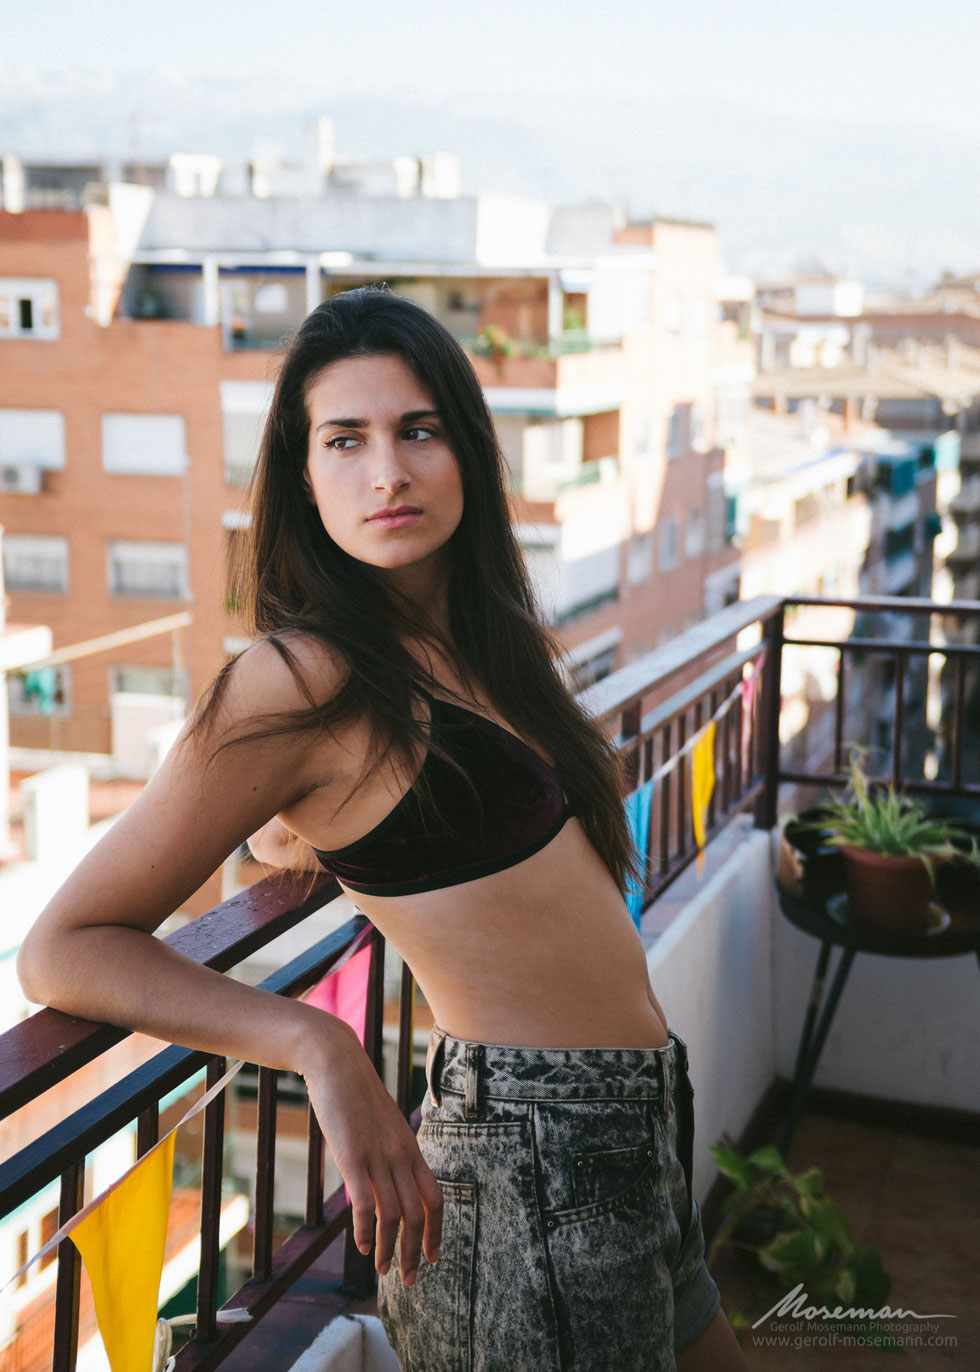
[568,646,618,691]
[8,665,70,717]
[658,516,680,572]
[690,401,710,453]
[706,481,727,552]
[102,414,187,476]
[2,534,69,591]
[627,531,653,585]
[0,409,66,469]
[665,405,686,458]
[39,1208,59,1269]
[685,509,705,559]
[664,290,682,334]
[0,278,60,338]
[221,381,274,487]
[110,665,188,699]
[107,541,188,599]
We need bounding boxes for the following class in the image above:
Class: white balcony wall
[770,831,979,1112]
[521,418,583,500]
[882,490,919,530]
[475,194,551,266]
[644,822,778,1201]
[644,817,979,1205]
[288,1314,399,1371]
[586,265,654,341]
[882,550,918,593]
[141,193,484,262]
[556,504,625,613]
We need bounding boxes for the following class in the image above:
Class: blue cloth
[624,779,654,928]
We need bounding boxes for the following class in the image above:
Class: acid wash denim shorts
[377,1026,721,1371]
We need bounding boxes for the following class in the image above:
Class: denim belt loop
[427,1032,446,1108]
[661,1043,675,1118]
[464,1043,483,1120]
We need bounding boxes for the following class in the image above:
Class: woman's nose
[372,441,410,492]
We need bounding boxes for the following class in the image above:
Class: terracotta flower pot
[840,846,935,932]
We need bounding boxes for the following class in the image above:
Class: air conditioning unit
[0,461,43,494]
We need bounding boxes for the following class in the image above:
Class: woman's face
[304,353,464,584]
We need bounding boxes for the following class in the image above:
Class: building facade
[1,187,739,757]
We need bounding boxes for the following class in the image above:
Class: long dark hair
[198,286,634,891]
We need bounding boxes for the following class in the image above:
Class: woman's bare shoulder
[212,631,349,726]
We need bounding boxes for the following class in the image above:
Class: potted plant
[706,1143,892,1327]
[473,323,517,368]
[808,750,968,932]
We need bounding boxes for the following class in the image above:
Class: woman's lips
[367,507,422,529]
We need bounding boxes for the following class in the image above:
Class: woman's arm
[16,641,442,1284]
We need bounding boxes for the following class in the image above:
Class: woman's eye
[404,426,436,442]
[326,435,359,451]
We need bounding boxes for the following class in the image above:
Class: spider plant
[812,749,964,879]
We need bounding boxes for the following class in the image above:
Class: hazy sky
[4,0,979,136]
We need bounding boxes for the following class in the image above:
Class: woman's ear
[301,464,317,504]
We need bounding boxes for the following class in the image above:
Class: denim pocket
[377,1179,477,1372]
[569,1139,659,1212]
[542,1175,678,1372]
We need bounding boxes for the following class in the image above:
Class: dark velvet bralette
[311,692,572,897]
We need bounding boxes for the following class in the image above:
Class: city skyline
[2,0,980,286]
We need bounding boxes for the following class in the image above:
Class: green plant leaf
[709,1145,754,1190]
[747,1146,787,1175]
[807,1198,852,1251]
[759,1227,822,1274]
[851,1245,891,1309]
[833,1267,857,1306]
[791,1167,824,1198]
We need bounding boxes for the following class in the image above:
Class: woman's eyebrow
[315,415,367,433]
[401,409,441,423]
[314,409,440,434]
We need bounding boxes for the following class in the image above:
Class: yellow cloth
[691,722,716,861]
[71,1134,176,1372]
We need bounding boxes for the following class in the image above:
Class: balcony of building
[468,342,626,421]
[947,523,980,568]
[950,473,980,519]
[1,595,978,1371]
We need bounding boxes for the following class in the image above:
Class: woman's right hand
[301,1017,444,1285]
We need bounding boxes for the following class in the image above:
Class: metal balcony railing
[1,594,978,1369]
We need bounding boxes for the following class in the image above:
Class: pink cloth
[304,942,372,1044]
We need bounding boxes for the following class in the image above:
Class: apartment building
[1,174,739,757]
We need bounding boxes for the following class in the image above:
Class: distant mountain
[1,67,977,289]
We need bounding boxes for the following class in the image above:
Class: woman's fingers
[341,1142,444,1285]
[345,1165,381,1257]
[387,1162,431,1284]
[416,1161,445,1265]
[302,1027,443,1285]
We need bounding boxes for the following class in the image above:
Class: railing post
[253,1067,278,1281]
[621,702,641,789]
[396,962,417,1117]
[343,926,386,1298]
[196,1056,227,1344]
[52,1161,84,1372]
[754,602,785,830]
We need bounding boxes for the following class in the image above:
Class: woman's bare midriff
[345,819,670,1051]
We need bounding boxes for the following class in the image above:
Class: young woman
[18,288,746,1371]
